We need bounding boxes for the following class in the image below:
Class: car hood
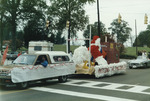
[0,64,27,71]
[129,59,147,64]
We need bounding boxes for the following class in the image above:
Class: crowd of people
[138,50,150,59]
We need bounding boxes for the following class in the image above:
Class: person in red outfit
[89,35,108,65]
[17,51,22,57]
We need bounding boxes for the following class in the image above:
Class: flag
[1,46,8,65]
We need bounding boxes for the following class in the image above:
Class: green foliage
[108,19,132,44]
[0,0,21,51]
[47,0,94,38]
[24,19,46,47]
[133,26,150,47]
[120,54,136,59]
[83,21,107,38]
[1,0,95,49]
[0,0,48,51]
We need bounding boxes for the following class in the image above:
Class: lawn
[53,44,80,53]
[54,45,150,59]
[123,47,150,56]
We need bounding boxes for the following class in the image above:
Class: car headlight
[7,73,11,76]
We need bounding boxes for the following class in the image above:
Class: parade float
[73,35,127,78]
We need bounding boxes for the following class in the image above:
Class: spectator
[17,51,22,57]
[69,51,73,57]
[58,57,62,61]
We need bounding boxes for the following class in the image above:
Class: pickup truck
[0,51,75,89]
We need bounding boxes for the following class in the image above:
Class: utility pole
[0,15,3,52]
[135,19,138,56]
[68,0,71,53]
[97,0,100,37]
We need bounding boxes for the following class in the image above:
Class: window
[53,56,70,62]
[35,55,48,65]
[34,46,42,51]
[13,55,36,65]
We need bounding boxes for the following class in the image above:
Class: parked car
[6,51,18,60]
[0,51,75,89]
[128,56,150,69]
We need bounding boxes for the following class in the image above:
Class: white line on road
[63,80,150,95]
[31,87,138,101]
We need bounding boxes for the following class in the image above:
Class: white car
[0,51,75,89]
[128,56,150,69]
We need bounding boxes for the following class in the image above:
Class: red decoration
[1,46,8,65]
[89,36,107,60]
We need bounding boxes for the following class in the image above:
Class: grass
[123,47,150,56]
[53,44,80,53]
[53,45,150,59]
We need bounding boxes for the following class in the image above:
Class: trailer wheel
[58,75,68,83]
[17,82,28,89]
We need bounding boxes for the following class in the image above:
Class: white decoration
[95,56,108,66]
[73,46,90,64]
[11,63,75,83]
[94,62,127,78]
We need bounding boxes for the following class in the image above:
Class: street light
[144,14,148,24]
[46,20,50,28]
[118,13,122,24]
[44,20,51,40]
[66,21,70,28]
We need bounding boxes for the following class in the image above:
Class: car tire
[16,82,28,89]
[129,66,132,69]
[145,63,148,68]
[58,75,68,83]
[41,79,47,83]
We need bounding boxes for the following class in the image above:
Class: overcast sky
[83,0,150,46]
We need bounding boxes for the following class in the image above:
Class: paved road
[0,67,150,101]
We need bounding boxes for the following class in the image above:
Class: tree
[47,0,95,38]
[83,21,107,39]
[133,27,150,47]
[24,19,47,47]
[0,0,22,51]
[108,19,132,44]
[0,0,8,50]
[0,0,47,51]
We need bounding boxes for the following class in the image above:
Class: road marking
[0,89,31,95]
[63,80,150,95]
[31,87,138,101]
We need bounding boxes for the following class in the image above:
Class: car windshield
[8,51,18,54]
[137,56,147,60]
[13,55,36,65]
[53,56,70,62]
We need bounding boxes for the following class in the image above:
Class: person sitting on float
[89,35,107,65]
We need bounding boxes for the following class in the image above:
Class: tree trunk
[0,15,3,51]
[11,15,17,51]
[11,24,16,51]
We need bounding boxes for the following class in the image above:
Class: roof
[29,41,53,46]
[35,51,68,56]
